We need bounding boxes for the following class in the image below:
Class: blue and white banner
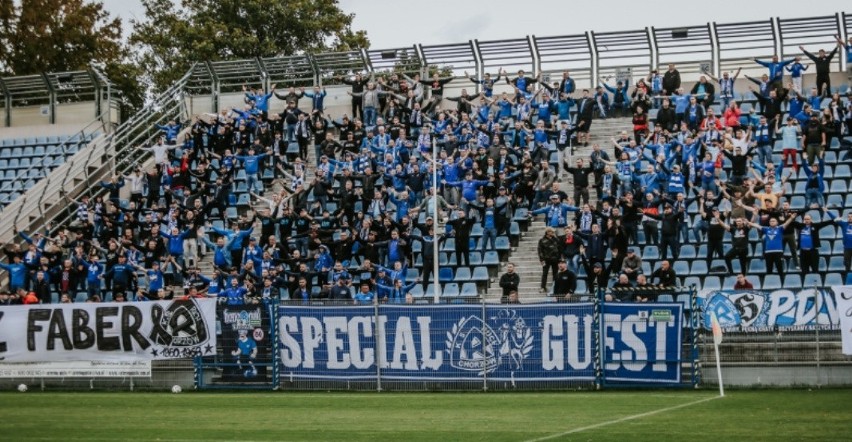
[698,289,839,332]
[601,303,683,384]
[278,303,683,384]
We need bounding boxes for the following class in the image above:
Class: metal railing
[0,67,194,249]
[187,12,849,95]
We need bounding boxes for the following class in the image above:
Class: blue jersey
[762,226,785,253]
[786,63,807,78]
[236,337,257,356]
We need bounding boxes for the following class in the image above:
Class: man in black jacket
[498,263,520,303]
[563,158,593,206]
[662,64,681,95]
[575,90,595,146]
[552,260,577,301]
[448,210,476,267]
[800,45,837,95]
[646,204,681,261]
[538,228,562,292]
[650,260,677,286]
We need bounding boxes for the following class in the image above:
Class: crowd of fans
[1,35,852,306]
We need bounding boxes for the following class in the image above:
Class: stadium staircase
[485,117,634,302]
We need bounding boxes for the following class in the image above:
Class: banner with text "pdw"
[0,299,217,363]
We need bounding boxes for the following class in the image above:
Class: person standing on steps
[498,263,520,303]
[575,89,595,147]
[538,228,562,293]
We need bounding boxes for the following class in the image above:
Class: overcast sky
[104,0,848,49]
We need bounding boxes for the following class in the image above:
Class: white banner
[0,360,151,378]
[0,299,217,363]
[834,287,852,355]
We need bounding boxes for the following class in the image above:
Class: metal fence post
[814,286,821,388]
[593,287,602,390]
[375,297,382,392]
[691,285,701,387]
[269,300,280,390]
[482,296,488,392]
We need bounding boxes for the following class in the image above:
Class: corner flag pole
[710,311,725,397]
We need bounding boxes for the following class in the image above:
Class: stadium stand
[1,12,852,306]
[0,134,95,207]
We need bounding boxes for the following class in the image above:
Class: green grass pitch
[1,389,850,441]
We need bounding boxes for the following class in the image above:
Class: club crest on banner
[150,300,210,347]
[445,310,533,374]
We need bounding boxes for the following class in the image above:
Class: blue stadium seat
[824,150,838,165]
[676,294,691,310]
[762,275,782,290]
[454,267,471,282]
[702,277,721,291]
[658,294,674,303]
[471,224,483,237]
[495,236,510,251]
[438,267,454,283]
[460,283,478,297]
[690,261,707,276]
[409,285,425,298]
[468,251,482,266]
[441,238,455,252]
[749,260,766,274]
[682,276,701,289]
[830,180,847,194]
[441,283,460,298]
[803,274,822,288]
[483,251,499,266]
[575,279,587,294]
[824,273,843,287]
[828,256,845,272]
[678,245,696,259]
[405,268,418,283]
[835,165,851,179]
[673,261,690,276]
[471,267,489,283]
[783,274,802,289]
[643,245,659,260]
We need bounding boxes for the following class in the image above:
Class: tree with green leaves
[0,0,143,111]
[130,0,370,92]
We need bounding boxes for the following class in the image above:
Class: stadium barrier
[193,294,697,391]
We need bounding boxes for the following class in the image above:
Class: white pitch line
[523,395,722,442]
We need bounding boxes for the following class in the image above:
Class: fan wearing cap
[529,194,579,228]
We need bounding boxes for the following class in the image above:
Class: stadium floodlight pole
[432,137,441,303]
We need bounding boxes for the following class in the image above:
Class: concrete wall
[703,365,852,387]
